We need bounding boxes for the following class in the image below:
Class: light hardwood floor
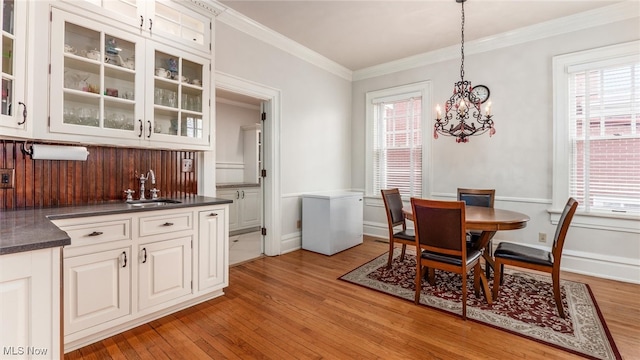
[65,236,640,359]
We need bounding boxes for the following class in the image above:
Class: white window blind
[568,60,640,214]
[372,95,422,197]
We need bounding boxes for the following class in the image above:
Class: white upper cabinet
[0,0,28,137]
[66,0,211,54]
[47,7,211,150]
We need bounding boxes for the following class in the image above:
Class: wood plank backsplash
[0,140,197,210]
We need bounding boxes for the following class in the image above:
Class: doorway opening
[216,88,265,265]
[213,72,281,265]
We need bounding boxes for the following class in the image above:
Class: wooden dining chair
[411,198,483,320]
[457,188,495,278]
[492,198,578,318]
[381,189,415,268]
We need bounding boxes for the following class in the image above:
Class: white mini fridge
[302,191,363,255]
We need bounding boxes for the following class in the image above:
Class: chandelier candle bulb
[486,102,492,116]
[436,104,442,119]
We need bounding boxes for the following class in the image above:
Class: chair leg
[461,271,468,320]
[473,263,481,298]
[552,269,565,318]
[485,240,493,279]
[500,264,504,285]
[415,263,422,305]
[386,240,394,268]
[428,268,436,286]
[492,259,502,301]
[400,244,407,261]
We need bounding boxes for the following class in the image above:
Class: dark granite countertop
[216,183,261,189]
[0,196,232,256]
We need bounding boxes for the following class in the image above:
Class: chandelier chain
[460,0,465,80]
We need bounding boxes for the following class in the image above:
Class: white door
[138,237,192,310]
[64,247,131,335]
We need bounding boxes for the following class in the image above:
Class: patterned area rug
[339,249,621,360]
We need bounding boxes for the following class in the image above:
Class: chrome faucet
[137,170,155,200]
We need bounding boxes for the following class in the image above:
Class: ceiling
[219,0,625,71]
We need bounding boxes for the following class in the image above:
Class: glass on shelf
[180,114,202,138]
[104,97,135,131]
[181,92,202,112]
[154,107,179,136]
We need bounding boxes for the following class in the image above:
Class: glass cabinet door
[0,0,26,132]
[50,9,144,139]
[147,43,209,145]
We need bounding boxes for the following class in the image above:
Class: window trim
[365,81,432,198]
[552,40,640,232]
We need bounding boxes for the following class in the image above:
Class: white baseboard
[280,231,301,254]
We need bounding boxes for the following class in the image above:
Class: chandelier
[434,0,495,143]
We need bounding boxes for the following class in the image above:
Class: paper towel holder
[21,141,33,157]
[21,141,90,161]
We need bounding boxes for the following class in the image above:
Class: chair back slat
[381,188,405,227]
[552,197,579,263]
[457,188,495,208]
[411,198,466,255]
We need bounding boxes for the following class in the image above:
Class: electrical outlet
[538,232,547,243]
[0,169,15,189]
[296,220,302,229]
[181,158,193,173]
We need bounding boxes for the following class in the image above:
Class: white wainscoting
[215,162,245,184]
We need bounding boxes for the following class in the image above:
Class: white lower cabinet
[64,247,131,335]
[198,209,227,291]
[0,247,62,359]
[217,187,261,232]
[138,236,192,310]
[53,204,229,352]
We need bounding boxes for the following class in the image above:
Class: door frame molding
[209,71,282,256]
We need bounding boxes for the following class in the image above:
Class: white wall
[352,18,640,283]
[215,101,260,183]
[215,21,353,252]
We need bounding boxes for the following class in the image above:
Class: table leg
[476,231,497,279]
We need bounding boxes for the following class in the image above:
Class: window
[366,82,431,198]
[553,41,640,229]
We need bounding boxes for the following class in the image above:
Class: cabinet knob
[122,251,127,268]
[138,119,143,137]
[87,231,103,237]
[140,15,144,28]
[141,248,147,264]
[162,222,174,226]
[209,213,218,217]
[147,120,152,138]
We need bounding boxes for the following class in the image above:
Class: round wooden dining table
[403,205,530,303]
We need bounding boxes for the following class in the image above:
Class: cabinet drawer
[139,211,193,237]
[56,218,131,249]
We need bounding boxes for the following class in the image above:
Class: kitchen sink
[126,199,182,207]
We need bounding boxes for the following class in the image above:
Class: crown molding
[212,1,353,81]
[353,1,640,81]
[352,1,640,81]
[208,1,637,83]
